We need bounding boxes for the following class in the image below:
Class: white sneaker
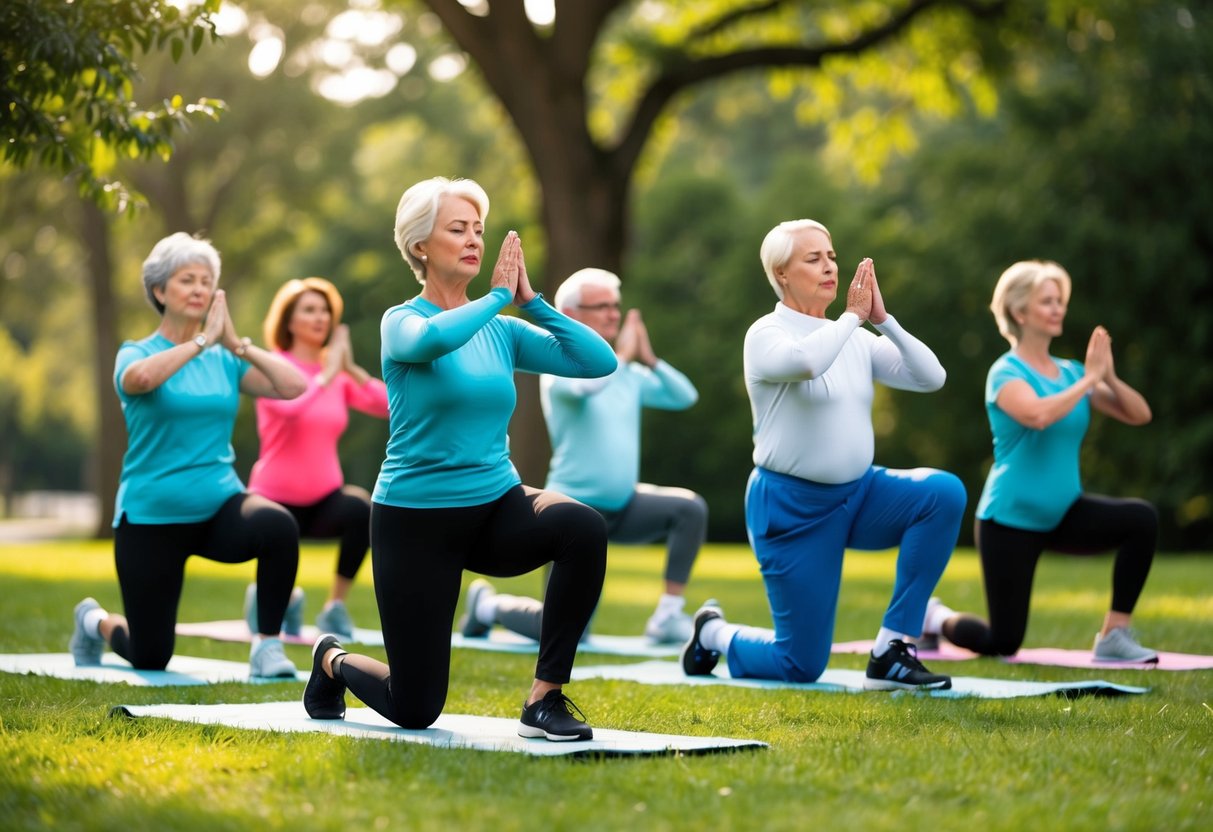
[645,609,693,645]
[249,637,298,678]
[69,597,105,666]
[1093,627,1159,663]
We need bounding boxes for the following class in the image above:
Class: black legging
[110,493,299,669]
[280,486,371,581]
[333,485,607,729]
[945,494,1157,656]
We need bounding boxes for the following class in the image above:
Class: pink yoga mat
[830,639,1213,670]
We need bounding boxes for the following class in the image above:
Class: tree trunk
[78,199,123,538]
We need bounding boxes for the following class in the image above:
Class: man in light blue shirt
[459,268,707,644]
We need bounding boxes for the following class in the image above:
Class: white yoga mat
[0,653,306,686]
[571,660,1148,699]
[111,701,767,758]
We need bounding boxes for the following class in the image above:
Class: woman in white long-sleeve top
[681,219,966,690]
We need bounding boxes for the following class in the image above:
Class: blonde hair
[262,277,344,351]
[393,177,490,285]
[990,260,1073,346]
[759,219,831,299]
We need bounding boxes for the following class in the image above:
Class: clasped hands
[489,231,537,307]
[845,258,888,325]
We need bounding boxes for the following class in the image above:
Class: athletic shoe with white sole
[1093,627,1159,663]
[303,634,347,719]
[244,584,305,636]
[864,639,952,691]
[69,597,105,666]
[249,636,297,679]
[458,578,495,638]
[645,609,694,645]
[315,601,355,641]
[681,601,723,676]
[518,689,593,741]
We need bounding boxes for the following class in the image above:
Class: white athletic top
[743,304,946,484]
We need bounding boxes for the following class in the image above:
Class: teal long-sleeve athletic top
[372,287,617,508]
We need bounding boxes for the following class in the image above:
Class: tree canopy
[0,0,224,210]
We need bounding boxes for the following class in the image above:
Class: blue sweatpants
[728,465,966,682]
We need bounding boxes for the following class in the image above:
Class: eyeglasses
[577,302,622,312]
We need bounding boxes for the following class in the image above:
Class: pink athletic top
[249,351,389,506]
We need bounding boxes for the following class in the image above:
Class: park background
[1,0,1209,551]
[2,4,1211,831]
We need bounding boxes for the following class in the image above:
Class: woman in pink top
[248,277,389,639]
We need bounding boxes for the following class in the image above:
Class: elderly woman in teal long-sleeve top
[302,177,617,742]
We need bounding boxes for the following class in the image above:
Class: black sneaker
[303,634,347,719]
[518,689,593,741]
[681,601,723,676]
[864,639,952,691]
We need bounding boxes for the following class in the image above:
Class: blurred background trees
[1,0,1208,549]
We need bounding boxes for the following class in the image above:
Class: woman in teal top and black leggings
[68,232,309,678]
[302,177,617,741]
[928,260,1159,662]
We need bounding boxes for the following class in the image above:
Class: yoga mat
[111,701,767,758]
[831,639,1213,671]
[571,660,1148,699]
[451,630,681,658]
[176,620,385,647]
[0,653,306,686]
[179,619,680,657]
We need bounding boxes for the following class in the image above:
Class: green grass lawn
[1,540,1210,831]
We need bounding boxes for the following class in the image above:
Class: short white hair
[990,260,1073,346]
[141,232,221,314]
[759,219,831,299]
[554,268,621,312]
[393,177,490,285]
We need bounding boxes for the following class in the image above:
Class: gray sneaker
[244,584,305,636]
[316,600,355,641]
[69,597,105,666]
[458,579,496,638]
[1093,627,1159,663]
[645,609,693,644]
[249,637,298,678]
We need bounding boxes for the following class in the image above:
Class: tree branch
[613,0,1005,177]
[687,0,796,42]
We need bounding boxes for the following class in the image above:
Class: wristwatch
[193,333,208,350]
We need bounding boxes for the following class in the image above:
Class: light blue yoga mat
[112,701,767,758]
[570,660,1148,699]
[0,653,306,686]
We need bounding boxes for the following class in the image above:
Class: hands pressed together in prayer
[616,309,658,368]
[490,231,537,307]
[845,258,888,325]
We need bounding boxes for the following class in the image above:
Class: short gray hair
[393,177,490,285]
[759,219,831,299]
[990,260,1073,346]
[141,232,221,314]
[554,268,621,312]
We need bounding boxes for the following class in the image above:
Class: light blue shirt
[373,287,617,508]
[976,351,1089,531]
[541,360,698,511]
[113,333,250,525]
